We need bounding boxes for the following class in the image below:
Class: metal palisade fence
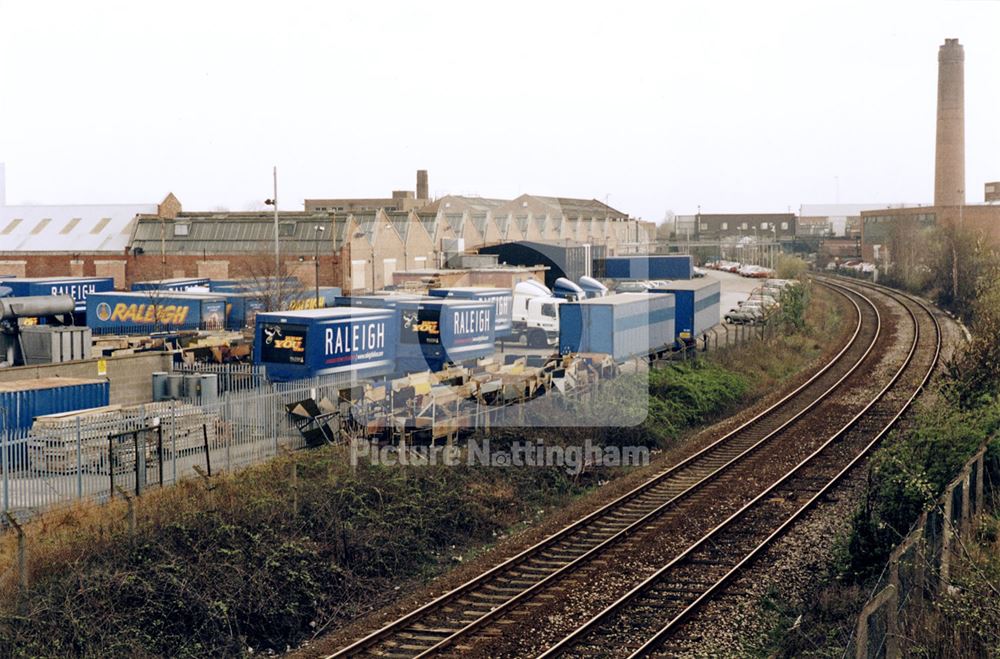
[0,370,358,518]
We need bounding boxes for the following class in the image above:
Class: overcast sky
[1,1,998,221]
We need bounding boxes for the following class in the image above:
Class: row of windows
[698,222,790,231]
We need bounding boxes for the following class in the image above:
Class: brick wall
[0,351,172,406]
[0,260,27,277]
[197,260,230,279]
[0,252,348,291]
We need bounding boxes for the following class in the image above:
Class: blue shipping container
[601,255,694,280]
[219,293,266,330]
[426,287,514,338]
[86,291,228,333]
[254,307,397,382]
[395,299,495,373]
[131,277,211,292]
[650,278,721,341]
[559,293,675,361]
[286,287,343,310]
[0,377,110,432]
[0,277,114,312]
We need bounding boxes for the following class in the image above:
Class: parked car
[693,266,708,278]
[725,305,765,324]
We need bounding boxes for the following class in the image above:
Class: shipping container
[478,241,598,288]
[0,377,110,432]
[333,293,424,310]
[649,278,721,341]
[394,299,495,373]
[208,276,302,293]
[600,255,694,280]
[86,291,229,334]
[130,277,210,292]
[426,286,514,338]
[559,292,675,361]
[0,277,114,313]
[286,287,343,310]
[218,292,266,330]
[253,307,397,382]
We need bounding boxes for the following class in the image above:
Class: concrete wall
[0,351,172,406]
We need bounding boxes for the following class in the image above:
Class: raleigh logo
[100,302,191,324]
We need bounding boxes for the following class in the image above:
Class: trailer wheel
[528,329,548,348]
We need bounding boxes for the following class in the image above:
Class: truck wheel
[528,329,548,349]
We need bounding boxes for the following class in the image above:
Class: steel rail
[539,281,940,658]
[327,282,873,658]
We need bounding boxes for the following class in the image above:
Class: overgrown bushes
[0,287,844,657]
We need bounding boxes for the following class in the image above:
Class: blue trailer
[599,255,694,280]
[86,291,229,334]
[219,292,266,330]
[286,287,343,310]
[395,298,495,373]
[209,276,301,293]
[131,277,210,292]
[426,286,514,338]
[253,307,397,382]
[649,278,721,342]
[333,293,424,310]
[0,277,115,323]
[559,293,675,361]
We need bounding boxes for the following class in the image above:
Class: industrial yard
[3,2,1000,658]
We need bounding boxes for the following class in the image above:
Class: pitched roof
[130,211,350,254]
[0,203,156,252]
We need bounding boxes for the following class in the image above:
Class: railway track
[328,281,894,658]
[534,278,942,658]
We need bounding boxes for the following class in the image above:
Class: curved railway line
[327,277,944,658]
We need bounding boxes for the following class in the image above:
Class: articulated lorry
[511,280,564,348]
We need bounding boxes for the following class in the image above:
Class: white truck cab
[511,280,564,348]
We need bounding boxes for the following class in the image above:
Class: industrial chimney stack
[416,169,429,200]
[935,38,965,207]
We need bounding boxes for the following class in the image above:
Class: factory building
[692,213,797,241]
[0,166,160,287]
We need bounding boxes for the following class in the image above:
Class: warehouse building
[0,166,161,287]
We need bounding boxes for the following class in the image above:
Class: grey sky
[1,0,998,221]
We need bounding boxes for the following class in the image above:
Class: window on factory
[781,222,789,230]
[30,218,52,234]
[174,223,190,236]
[741,222,748,230]
[279,222,295,237]
[760,222,768,230]
[721,222,728,230]
[383,258,397,287]
[700,223,708,231]
[61,218,82,234]
[1,218,22,234]
[351,260,367,288]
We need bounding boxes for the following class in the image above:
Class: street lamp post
[314,225,325,306]
[264,166,280,308]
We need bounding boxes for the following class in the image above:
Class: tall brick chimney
[416,169,429,200]
[935,38,965,207]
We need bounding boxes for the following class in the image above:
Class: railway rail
[328,279,902,659]
[536,278,942,658]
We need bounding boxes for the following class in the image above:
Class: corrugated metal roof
[0,203,156,252]
[530,196,628,219]
[131,212,349,254]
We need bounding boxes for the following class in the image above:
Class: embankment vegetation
[0,283,840,657]
[763,253,1000,657]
